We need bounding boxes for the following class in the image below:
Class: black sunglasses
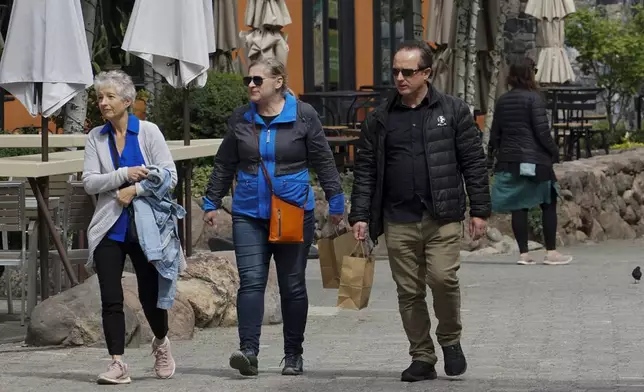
[392,67,430,78]
[243,76,272,86]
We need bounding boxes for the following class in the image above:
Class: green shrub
[192,165,212,199]
[151,71,249,141]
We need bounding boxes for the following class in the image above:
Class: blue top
[103,114,146,242]
[201,93,344,218]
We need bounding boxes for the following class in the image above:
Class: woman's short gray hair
[93,70,137,103]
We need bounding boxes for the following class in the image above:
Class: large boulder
[180,251,282,327]
[25,273,194,347]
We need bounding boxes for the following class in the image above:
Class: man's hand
[117,185,137,207]
[330,214,344,226]
[127,166,149,182]
[203,211,218,228]
[352,221,368,241]
[469,217,487,240]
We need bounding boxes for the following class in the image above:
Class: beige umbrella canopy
[211,0,241,72]
[240,0,291,66]
[535,19,575,84]
[426,0,456,46]
[525,0,576,84]
[215,0,239,52]
[244,0,292,29]
[525,0,576,21]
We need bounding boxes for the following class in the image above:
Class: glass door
[373,0,423,86]
[303,0,355,92]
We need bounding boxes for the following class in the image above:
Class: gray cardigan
[82,120,178,270]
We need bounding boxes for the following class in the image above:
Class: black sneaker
[442,343,467,376]
[281,354,304,376]
[401,360,438,382]
[229,348,258,376]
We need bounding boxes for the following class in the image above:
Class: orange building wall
[354,0,374,90]
[235,0,304,97]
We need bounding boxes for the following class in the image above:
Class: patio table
[0,138,221,299]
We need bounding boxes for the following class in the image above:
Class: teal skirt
[491,171,560,213]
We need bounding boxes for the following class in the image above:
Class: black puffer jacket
[348,84,491,242]
[488,88,559,165]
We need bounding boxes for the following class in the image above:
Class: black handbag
[108,132,139,243]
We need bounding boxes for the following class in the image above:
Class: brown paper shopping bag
[336,241,375,310]
[317,229,357,289]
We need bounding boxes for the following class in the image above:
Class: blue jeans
[232,210,315,356]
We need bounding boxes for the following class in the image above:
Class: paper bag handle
[350,240,369,257]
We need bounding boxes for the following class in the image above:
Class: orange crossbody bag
[254,117,309,243]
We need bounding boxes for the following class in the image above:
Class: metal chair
[0,181,28,325]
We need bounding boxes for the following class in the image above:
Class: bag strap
[251,110,309,205]
[107,131,120,170]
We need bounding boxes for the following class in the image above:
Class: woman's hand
[127,166,149,182]
[117,185,137,207]
[203,211,218,228]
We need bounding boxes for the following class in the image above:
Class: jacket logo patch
[437,115,447,127]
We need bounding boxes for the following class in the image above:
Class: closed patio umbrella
[244,0,292,29]
[525,0,576,84]
[426,0,456,46]
[211,0,240,72]
[525,0,576,21]
[535,18,575,84]
[0,0,90,297]
[241,0,291,65]
[122,0,216,89]
[122,0,216,257]
[0,0,93,120]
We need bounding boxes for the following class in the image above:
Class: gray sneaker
[152,337,176,379]
[97,359,131,385]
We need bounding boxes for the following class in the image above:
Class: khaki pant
[384,213,462,365]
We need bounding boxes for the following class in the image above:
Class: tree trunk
[143,62,155,117]
[62,0,98,135]
[454,0,471,101]
[464,0,480,112]
[483,0,508,154]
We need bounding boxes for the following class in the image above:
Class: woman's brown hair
[248,58,291,96]
[506,57,538,91]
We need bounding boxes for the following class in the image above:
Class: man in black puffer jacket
[348,41,490,383]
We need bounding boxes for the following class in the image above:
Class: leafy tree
[566,6,644,130]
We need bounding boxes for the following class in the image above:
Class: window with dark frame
[372,0,419,87]
[303,0,355,93]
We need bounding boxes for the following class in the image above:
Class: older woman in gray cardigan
[82,70,178,385]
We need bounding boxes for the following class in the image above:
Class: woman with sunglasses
[201,58,344,377]
[489,56,572,266]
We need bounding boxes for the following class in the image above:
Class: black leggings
[94,237,168,355]
[511,191,558,254]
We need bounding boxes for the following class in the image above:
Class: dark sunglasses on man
[391,66,430,78]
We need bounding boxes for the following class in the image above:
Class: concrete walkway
[1,239,644,391]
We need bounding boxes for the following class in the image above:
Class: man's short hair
[396,40,434,69]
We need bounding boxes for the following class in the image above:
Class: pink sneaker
[543,252,573,265]
[97,359,131,384]
[152,337,176,379]
[517,254,536,265]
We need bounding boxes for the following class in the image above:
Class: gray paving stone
[1,239,644,391]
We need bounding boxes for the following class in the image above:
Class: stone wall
[552,149,644,245]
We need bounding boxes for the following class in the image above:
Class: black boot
[401,360,438,382]
[442,342,467,376]
[281,354,304,376]
[229,348,259,376]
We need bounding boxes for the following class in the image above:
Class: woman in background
[489,57,572,266]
